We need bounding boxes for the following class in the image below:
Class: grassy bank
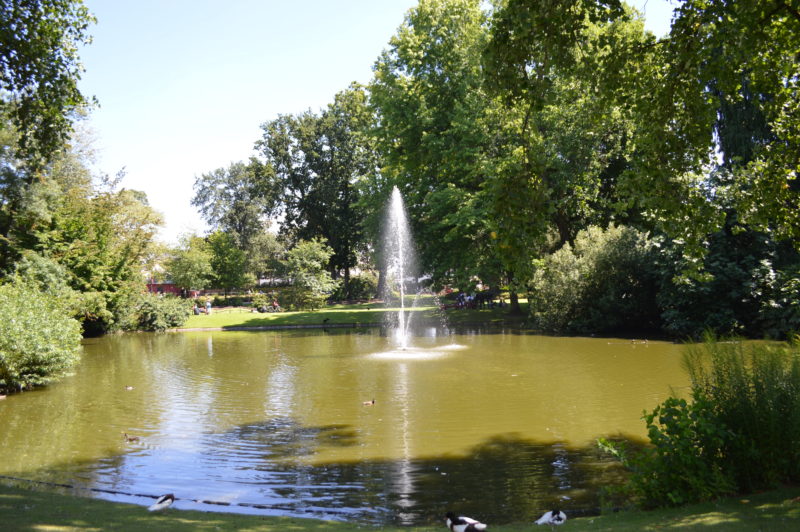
[2,482,799,531]
[179,299,527,330]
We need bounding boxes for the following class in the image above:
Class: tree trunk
[506,271,523,315]
[509,290,523,315]
[376,264,387,300]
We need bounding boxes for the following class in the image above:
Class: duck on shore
[148,493,175,511]
[445,512,487,531]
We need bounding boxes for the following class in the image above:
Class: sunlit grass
[180,298,528,330]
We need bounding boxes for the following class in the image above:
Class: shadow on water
[3,415,645,526]
[1,329,682,526]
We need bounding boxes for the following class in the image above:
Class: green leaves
[0,280,82,392]
[282,238,339,310]
[0,0,95,164]
[255,84,374,297]
[168,234,213,291]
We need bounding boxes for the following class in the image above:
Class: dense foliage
[2,0,793,346]
[281,238,339,310]
[134,293,192,332]
[0,0,95,163]
[529,225,660,334]
[0,280,82,392]
[602,338,800,508]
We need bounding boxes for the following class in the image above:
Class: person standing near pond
[205,299,212,315]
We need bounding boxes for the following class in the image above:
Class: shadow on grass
[0,484,354,531]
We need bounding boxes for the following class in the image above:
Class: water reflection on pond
[0,328,688,525]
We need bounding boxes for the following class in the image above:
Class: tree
[207,230,250,294]
[167,233,213,291]
[0,0,95,163]
[0,126,164,334]
[370,0,501,292]
[255,84,376,298]
[246,229,285,284]
[486,0,800,259]
[282,238,339,310]
[192,159,276,249]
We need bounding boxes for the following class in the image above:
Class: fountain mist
[383,187,418,349]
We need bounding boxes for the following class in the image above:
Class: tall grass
[602,335,800,508]
[683,336,800,491]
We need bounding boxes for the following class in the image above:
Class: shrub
[684,337,800,491]
[757,266,800,338]
[600,395,734,508]
[251,292,269,310]
[657,229,800,339]
[281,285,328,311]
[134,293,192,332]
[529,225,660,334]
[331,272,378,301]
[0,281,82,392]
[602,337,800,508]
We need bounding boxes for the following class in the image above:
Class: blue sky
[78,0,674,244]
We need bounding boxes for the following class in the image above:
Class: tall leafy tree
[370,0,502,293]
[207,230,250,294]
[0,0,95,163]
[255,84,376,298]
[370,0,637,311]
[282,237,339,310]
[487,0,800,257]
[192,159,276,249]
[0,126,163,334]
[167,233,213,291]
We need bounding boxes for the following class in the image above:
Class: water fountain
[383,186,417,350]
[374,187,464,361]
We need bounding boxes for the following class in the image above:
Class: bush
[251,292,269,310]
[0,281,82,392]
[657,228,800,339]
[684,337,800,491]
[600,395,734,508]
[331,272,378,301]
[529,225,660,334]
[757,266,800,338]
[602,337,800,508]
[133,293,192,332]
[281,285,328,311]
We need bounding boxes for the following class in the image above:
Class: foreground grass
[180,299,527,330]
[2,483,800,531]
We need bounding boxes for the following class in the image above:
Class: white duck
[445,511,487,531]
[148,493,175,511]
[535,509,567,529]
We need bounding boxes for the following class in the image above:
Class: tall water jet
[382,187,418,349]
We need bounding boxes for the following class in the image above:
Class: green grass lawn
[180,298,527,330]
[2,482,799,531]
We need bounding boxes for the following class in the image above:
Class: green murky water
[0,327,687,525]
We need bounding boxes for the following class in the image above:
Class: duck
[122,432,140,443]
[148,493,175,511]
[362,399,375,406]
[535,509,567,528]
[445,511,487,532]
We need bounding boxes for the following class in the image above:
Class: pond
[0,327,688,526]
